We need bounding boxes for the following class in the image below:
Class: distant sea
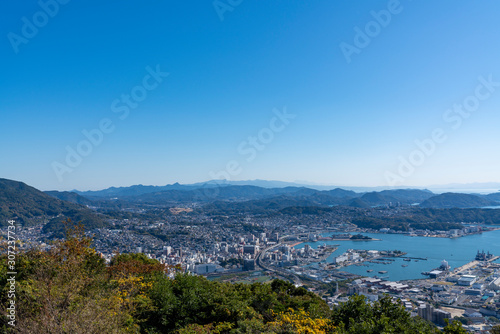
[430,188,500,194]
[295,230,500,282]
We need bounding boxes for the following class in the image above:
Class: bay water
[295,229,500,281]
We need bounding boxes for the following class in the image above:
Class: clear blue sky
[1,1,500,191]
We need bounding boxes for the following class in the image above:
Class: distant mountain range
[2,178,500,236]
[73,179,500,196]
[65,180,500,209]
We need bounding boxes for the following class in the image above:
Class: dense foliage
[331,295,441,334]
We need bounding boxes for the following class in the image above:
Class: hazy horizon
[2,1,500,191]
[35,178,500,194]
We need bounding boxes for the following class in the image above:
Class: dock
[452,260,479,275]
[449,256,498,276]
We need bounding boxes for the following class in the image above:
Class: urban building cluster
[4,208,500,332]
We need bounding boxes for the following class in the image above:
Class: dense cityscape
[5,190,500,332]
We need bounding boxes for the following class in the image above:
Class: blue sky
[1,1,500,191]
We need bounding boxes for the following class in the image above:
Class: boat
[378,270,387,274]
[402,264,408,267]
[367,269,373,272]
[404,258,411,262]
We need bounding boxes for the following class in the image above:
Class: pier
[451,260,479,275]
[488,255,500,262]
[317,246,338,262]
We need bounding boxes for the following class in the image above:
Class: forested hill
[44,190,94,206]
[420,192,499,208]
[0,178,106,233]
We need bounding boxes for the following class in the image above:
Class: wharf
[449,260,478,276]
[318,247,338,262]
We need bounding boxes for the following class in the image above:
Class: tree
[442,319,467,334]
[2,224,128,333]
[491,325,500,334]
[267,308,335,334]
[331,294,438,334]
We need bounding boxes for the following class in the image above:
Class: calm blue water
[295,230,500,281]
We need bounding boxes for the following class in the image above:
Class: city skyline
[2,1,500,191]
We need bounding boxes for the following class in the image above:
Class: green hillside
[0,178,106,234]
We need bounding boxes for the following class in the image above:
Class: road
[255,242,303,286]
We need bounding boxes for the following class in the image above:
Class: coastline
[363,226,500,239]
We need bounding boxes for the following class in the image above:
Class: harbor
[294,229,500,282]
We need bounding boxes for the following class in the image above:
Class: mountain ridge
[68,182,500,208]
[0,178,107,235]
